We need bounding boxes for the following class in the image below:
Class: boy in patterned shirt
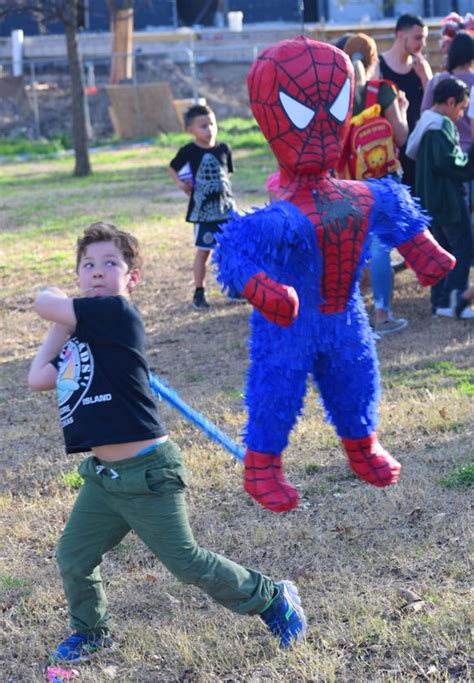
[169,105,236,309]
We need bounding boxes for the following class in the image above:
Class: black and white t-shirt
[54,296,167,454]
[170,142,236,223]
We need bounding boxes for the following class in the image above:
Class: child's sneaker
[450,289,474,319]
[192,287,210,310]
[260,580,307,648]
[374,316,408,335]
[435,306,455,318]
[49,632,113,662]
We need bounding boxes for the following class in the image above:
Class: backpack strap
[365,79,399,108]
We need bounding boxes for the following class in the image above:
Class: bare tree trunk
[110,8,134,84]
[63,1,91,176]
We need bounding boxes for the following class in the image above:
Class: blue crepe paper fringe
[366,177,431,250]
[213,199,382,454]
[212,202,319,297]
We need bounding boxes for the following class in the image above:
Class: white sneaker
[449,289,474,319]
[435,307,455,318]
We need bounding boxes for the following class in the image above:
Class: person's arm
[168,165,192,196]
[431,130,474,181]
[33,287,77,328]
[412,52,432,89]
[28,323,70,391]
[226,146,234,175]
[372,59,382,80]
[420,76,435,113]
[384,92,409,148]
[469,86,474,139]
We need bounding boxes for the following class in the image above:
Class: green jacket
[412,115,474,226]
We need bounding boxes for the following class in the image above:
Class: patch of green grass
[153,117,266,152]
[225,388,243,400]
[59,470,84,490]
[438,462,474,489]
[305,463,322,475]
[0,134,125,159]
[185,371,206,383]
[0,137,66,157]
[1,574,29,589]
[457,381,474,397]
[384,360,473,395]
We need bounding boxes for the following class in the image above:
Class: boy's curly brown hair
[76,222,143,273]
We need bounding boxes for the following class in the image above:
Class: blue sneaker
[260,580,307,647]
[49,632,112,662]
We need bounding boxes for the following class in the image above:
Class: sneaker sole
[375,320,408,336]
[434,309,454,318]
[276,580,308,643]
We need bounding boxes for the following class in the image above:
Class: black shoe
[392,258,407,273]
[192,288,210,310]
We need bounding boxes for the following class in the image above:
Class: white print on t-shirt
[57,338,94,426]
[82,393,112,406]
[189,152,233,222]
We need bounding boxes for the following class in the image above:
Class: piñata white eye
[279,90,316,130]
[329,78,351,122]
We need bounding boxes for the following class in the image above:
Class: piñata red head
[247,36,354,176]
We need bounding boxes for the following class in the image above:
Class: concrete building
[0,0,471,36]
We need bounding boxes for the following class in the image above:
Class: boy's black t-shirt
[54,296,167,454]
[169,141,236,223]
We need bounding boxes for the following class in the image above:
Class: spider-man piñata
[213,37,455,513]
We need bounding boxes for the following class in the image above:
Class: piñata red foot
[244,449,299,512]
[342,433,401,487]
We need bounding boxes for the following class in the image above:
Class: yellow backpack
[339,81,402,181]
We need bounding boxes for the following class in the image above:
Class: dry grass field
[0,140,473,682]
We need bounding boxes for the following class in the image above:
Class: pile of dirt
[0,59,252,140]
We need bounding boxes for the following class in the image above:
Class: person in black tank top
[377,14,433,191]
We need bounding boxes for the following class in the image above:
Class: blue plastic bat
[149,373,245,461]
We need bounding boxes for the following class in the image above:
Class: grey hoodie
[406,110,445,160]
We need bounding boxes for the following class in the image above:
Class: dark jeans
[430,201,473,311]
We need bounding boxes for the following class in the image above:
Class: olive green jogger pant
[56,439,274,636]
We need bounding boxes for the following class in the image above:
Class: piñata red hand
[242,272,299,327]
[342,433,401,487]
[244,449,299,512]
[398,231,456,286]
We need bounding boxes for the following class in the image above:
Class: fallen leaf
[398,587,422,603]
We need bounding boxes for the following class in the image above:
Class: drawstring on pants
[95,464,120,479]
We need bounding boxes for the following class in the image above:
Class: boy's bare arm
[28,323,70,391]
[168,166,192,196]
[34,287,77,329]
